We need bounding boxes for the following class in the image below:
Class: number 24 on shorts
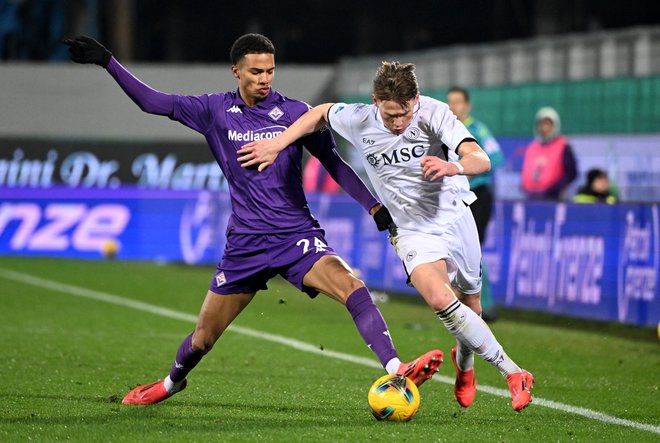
[296,237,328,254]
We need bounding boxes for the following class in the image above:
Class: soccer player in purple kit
[64,34,443,405]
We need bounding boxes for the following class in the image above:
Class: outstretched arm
[237,103,334,171]
[64,36,174,116]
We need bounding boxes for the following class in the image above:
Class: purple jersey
[106,58,378,235]
[172,90,330,233]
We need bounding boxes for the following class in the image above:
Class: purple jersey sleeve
[171,95,214,135]
[106,57,214,134]
[302,129,379,212]
[105,57,174,115]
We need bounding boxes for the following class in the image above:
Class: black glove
[373,205,395,232]
[64,36,112,68]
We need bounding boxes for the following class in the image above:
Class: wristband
[450,161,464,175]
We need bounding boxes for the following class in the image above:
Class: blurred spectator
[447,87,503,241]
[447,86,503,322]
[303,156,340,194]
[573,168,617,204]
[521,107,577,200]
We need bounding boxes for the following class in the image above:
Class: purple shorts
[209,229,336,297]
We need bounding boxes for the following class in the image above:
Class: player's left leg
[447,210,533,411]
[297,253,442,387]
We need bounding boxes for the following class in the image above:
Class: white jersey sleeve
[327,103,363,146]
[427,101,475,161]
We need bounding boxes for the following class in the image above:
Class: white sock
[455,311,481,371]
[385,357,402,375]
[456,339,474,371]
[163,375,185,394]
[437,299,521,377]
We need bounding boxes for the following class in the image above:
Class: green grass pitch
[0,257,658,442]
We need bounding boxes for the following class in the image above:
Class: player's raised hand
[237,139,284,172]
[64,36,112,68]
[420,156,460,181]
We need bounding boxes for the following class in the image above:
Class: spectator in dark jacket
[573,168,617,204]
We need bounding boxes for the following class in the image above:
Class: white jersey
[328,96,477,235]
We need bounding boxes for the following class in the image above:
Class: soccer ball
[100,239,119,259]
[368,374,420,421]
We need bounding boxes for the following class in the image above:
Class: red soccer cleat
[506,370,534,411]
[122,379,187,405]
[397,349,444,387]
[451,345,477,407]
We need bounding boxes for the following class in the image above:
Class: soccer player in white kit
[239,61,534,412]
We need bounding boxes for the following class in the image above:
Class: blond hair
[372,61,419,109]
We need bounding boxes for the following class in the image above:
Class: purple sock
[345,287,398,368]
[169,333,206,382]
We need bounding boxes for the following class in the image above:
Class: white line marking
[1,267,658,435]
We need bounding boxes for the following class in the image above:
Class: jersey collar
[230,88,282,109]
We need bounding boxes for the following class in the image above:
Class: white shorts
[392,210,482,295]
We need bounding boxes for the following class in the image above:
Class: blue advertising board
[1,188,658,327]
[482,201,659,327]
[0,188,229,264]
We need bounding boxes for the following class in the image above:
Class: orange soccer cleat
[506,370,534,411]
[451,345,477,407]
[397,349,444,387]
[122,379,187,405]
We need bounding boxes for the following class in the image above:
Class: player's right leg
[410,260,533,411]
[451,291,480,407]
[122,290,254,405]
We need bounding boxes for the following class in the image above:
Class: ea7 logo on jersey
[268,106,284,120]
[226,105,242,113]
[366,145,426,169]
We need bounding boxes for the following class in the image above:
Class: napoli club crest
[405,126,420,140]
[268,106,284,120]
